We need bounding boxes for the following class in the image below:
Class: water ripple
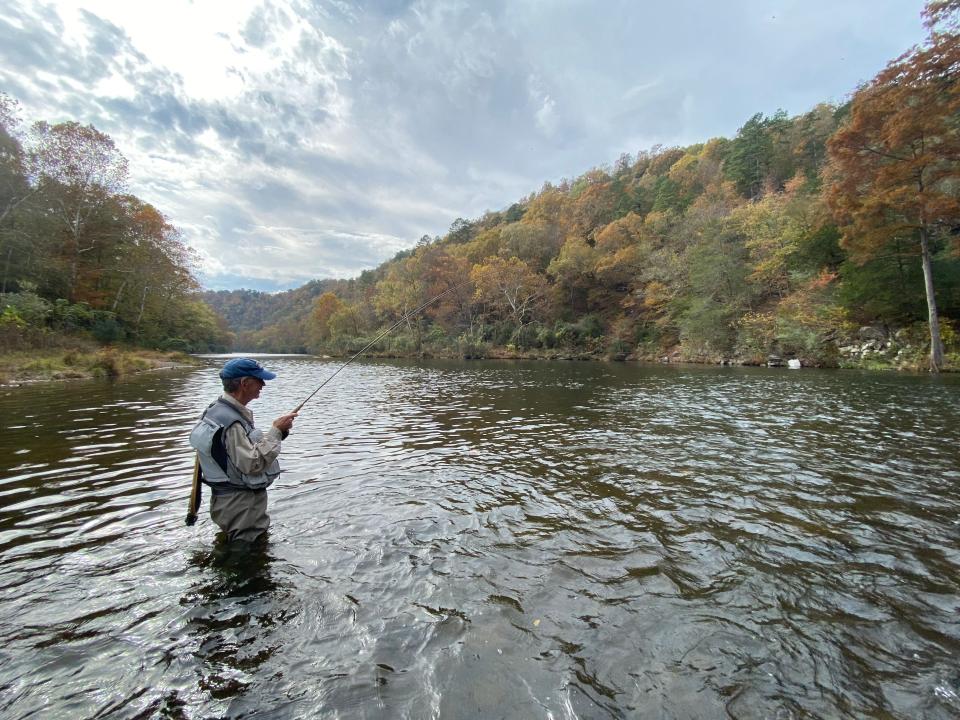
[0,359,958,718]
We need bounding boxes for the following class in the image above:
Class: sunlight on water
[0,358,959,718]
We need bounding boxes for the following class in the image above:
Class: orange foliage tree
[826,0,960,370]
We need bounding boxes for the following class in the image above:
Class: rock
[767,355,784,367]
[858,325,887,342]
[787,358,801,369]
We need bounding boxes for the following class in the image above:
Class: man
[189,357,297,543]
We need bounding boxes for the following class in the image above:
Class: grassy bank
[0,347,197,385]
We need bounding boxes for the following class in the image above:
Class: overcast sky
[0,0,929,291]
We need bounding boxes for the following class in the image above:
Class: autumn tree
[471,256,549,330]
[0,95,29,225]
[416,245,475,333]
[375,254,429,350]
[546,236,597,312]
[826,0,960,370]
[307,291,345,348]
[735,174,834,300]
[498,221,558,272]
[29,121,129,300]
[593,212,647,288]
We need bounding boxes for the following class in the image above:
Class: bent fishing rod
[291,282,466,414]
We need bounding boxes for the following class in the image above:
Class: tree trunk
[919,228,944,372]
[2,244,11,294]
[112,280,127,312]
[136,285,149,329]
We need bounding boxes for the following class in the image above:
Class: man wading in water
[189,358,297,543]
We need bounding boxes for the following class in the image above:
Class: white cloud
[0,0,931,291]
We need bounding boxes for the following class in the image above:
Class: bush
[91,312,124,343]
[606,338,630,356]
[510,323,540,349]
[386,332,417,354]
[679,298,736,355]
[0,306,26,329]
[50,300,94,331]
[735,311,776,358]
[457,332,488,359]
[488,321,515,346]
[89,350,122,378]
[423,326,449,351]
[1,292,51,327]
[537,326,558,349]
[576,314,604,339]
[159,337,191,353]
[939,318,958,352]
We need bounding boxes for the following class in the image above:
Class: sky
[0,0,930,292]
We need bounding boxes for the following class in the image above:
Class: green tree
[0,94,35,293]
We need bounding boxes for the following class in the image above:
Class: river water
[0,357,959,719]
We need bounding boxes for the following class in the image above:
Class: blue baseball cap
[219,357,277,381]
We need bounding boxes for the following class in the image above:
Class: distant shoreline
[0,348,198,386]
[228,347,954,373]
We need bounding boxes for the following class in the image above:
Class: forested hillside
[5,1,957,372]
[203,278,350,351]
[0,96,230,354]
[227,2,960,371]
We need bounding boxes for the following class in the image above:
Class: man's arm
[223,423,283,475]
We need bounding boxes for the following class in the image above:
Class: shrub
[457,332,488,359]
[537,326,558,349]
[576,314,604,339]
[50,300,94,331]
[0,306,26,329]
[735,311,776,359]
[510,323,540,349]
[159,337,191,353]
[1,292,51,326]
[91,313,124,343]
[89,349,122,378]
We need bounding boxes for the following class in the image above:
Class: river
[0,357,958,719]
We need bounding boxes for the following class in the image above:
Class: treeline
[227,2,960,371]
[0,94,231,353]
[204,278,348,349]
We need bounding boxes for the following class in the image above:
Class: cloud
[0,0,930,289]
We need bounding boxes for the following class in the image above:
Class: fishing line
[292,281,467,413]
[187,281,468,525]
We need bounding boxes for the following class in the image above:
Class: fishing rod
[186,281,467,525]
[291,281,466,414]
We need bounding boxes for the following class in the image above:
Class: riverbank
[0,347,198,385]
[331,321,960,372]
[313,343,957,372]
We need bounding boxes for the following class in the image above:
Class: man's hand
[273,412,297,435]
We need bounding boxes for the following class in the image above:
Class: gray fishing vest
[189,398,281,490]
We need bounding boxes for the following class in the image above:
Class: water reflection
[0,359,958,718]
[184,538,288,710]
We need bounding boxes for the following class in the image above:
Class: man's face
[242,376,265,401]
